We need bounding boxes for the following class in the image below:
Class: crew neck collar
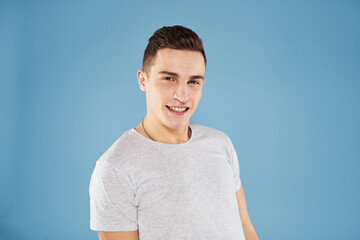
[130,123,195,147]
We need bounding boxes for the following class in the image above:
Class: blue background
[1,0,359,239]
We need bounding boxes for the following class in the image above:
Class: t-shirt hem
[90,225,138,232]
[235,181,242,192]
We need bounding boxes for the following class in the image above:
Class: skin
[236,186,260,240]
[98,48,258,240]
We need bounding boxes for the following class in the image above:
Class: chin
[166,119,190,129]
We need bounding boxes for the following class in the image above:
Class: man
[89,25,259,240]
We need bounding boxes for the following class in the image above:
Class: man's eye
[189,80,200,85]
[164,77,173,81]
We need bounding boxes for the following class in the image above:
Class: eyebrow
[158,71,204,80]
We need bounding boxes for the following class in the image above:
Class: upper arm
[90,161,138,232]
[98,230,139,240]
[235,185,252,226]
[236,186,260,240]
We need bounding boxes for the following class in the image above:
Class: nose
[173,82,189,103]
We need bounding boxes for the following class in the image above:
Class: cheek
[153,85,173,102]
[191,88,203,101]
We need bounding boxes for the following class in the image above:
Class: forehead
[150,48,206,76]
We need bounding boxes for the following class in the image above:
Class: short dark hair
[142,25,207,74]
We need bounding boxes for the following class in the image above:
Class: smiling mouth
[166,105,190,113]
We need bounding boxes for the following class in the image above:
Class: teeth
[169,106,187,112]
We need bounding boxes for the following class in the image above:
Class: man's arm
[97,230,139,240]
[236,185,259,240]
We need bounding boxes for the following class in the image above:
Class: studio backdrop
[1,0,359,239]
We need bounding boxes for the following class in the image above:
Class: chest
[130,146,235,210]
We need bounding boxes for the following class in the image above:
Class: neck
[135,115,190,144]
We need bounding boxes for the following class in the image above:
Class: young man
[89,25,259,240]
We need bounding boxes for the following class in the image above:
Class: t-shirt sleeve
[89,160,138,231]
[225,135,242,192]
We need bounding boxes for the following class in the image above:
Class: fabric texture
[89,123,245,240]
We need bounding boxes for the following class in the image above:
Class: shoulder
[191,123,231,144]
[191,123,237,163]
[96,129,140,168]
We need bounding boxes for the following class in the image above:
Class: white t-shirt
[89,123,245,240]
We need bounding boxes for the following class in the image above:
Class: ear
[137,69,147,92]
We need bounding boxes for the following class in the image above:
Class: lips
[166,105,190,113]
